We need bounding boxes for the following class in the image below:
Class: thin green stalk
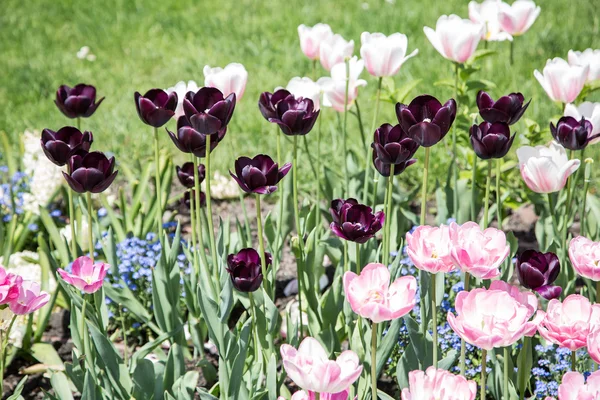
[581,158,593,237]
[68,188,77,258]
[483,160,492,228]
[344,241,349,273]
[119,305,128,366]
[562,150,575,247]
[362,77,383,205]
[315,112,322,237]
[153,127,163,238]
[193,157,215,296]
[86,193,94,263]
[0,315,17,395]
[510,40,514,66]
[597,280,600,304]
[292,136,305,339]
[572,351,577,371]
[204,135,219,285]
[481,349,487,400]
[471,156,477,221]
[371,321,378,400]
[383,165,395,266]
[275,130,284,296]
[459,273,471,375]
[496,159,502,230]
[342,58,351,196]
[431,273,438,368]
[519,337,529,400]
[355,243,361,274]
[81,297,87,362]
[315,393,320,400]
[547,193,560,239]
[255,195,269,295]
[248,292,261,361]
[504,347,509,400]
[420,148,431,225]
[452,63,459,219]
[240,193,252,242]
[354,99,366,149]
[189,186,199,279]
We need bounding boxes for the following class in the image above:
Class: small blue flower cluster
[0,166,29,221]
[533,344,590,398]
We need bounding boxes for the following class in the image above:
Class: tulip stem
[80,296,87,364]
[355,243,361,274]
[355,100,366,149]
[420,147,430,225]
[596,280,600,304]
[504,347,509,400]
[275,129,284,292]
[496,159,502,230]
[383,165,395,266]
[204,134,220,291]
[188,187,199,279]
[315,393,320,400]
[452,63,459,219]
[255,195,269,296]
[471,156,477,221]
[572,350,577,371]
[248,292,261,361]
[518,337,529,400]
[431,273,438,368]
[581,157,592,238]
[481,349,487,400]
[315,109,323,238]
[342,58,351,197]
[86,192,94,263]
[153,127,163,239]
[292,136,305,339]
[68,188,77,258]
[0,315,17,395]
[562,150,575,248]
[510,40,515,66]
[459,273,471,375]
[193,157,216,297]
[547,193,560,240]
[371,321,378,400]
[483,160,492,228]
[362,77,383,205]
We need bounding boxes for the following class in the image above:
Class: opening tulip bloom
[41,126,93,166]
[280,337,362,394]
[176,162,205,188]
[371,123,419,165]
[516,141,580,194]
[203,63,248,101]
[319,34,354,72]
[498,0,541,36]
[230,154,291,194]
[396,95,457,147]
[551,116,596,150]
[9,280,50,315]
[534,58,589,104]
[317,57,367,112]
[57,256,109,294]
[469,121,515,159]
[516,249,562,300]
[286,77,322,110]
[401,367,477,400]
[63,151,118,194]
[0,265,21,305]
[568,48,600,83]
[476,91,530,125]
[329,198,384,243]
[569,236,600,281]
[406,225,455,274]
[537,294,600,351]
[183,87,236,135]
[226,248,271,292]
[360,32,418,77]
[564,102,600,144]
[343,263,416,323]
[166,80,199,118]
[268,94,320,136]
[297,23,333,60]
[554,370,600,400]
[258,89,292,121]
[424,15,484,63]
[134,89,178,128]
[55,83,104,119]
[468,0,513,42]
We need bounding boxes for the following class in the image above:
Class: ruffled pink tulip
[401,367,477,400]
[9,280,50,315]
[360,32,418,77]
[556,370,600,400]
[406,225,456,274]
[534,58,589,103]
[469,0,513,42]
[449,222,510,279]
[569,236,600,281]
[516,141,580,194]
[447,280,541,350]
[568,49,600,83]
[343,263,416,323]
[424,15,484,63]
[278,390,352,400]
[317,57,367,112]
[498,0,541,36]
[587,326,600,365]
[58,256,109,294]
[564,102,600,144]
[0,265,22,305]
[280,337,362,394]
[537,294,600,351]
[298,23,333,60]
[203,63,248,101]
[285,77,322,110]
[319,34,354,72]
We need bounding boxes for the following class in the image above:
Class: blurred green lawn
[1,0,598,192]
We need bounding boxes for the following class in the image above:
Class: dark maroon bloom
[258,89,291,121]
[183,87,236,135]
[372,151,416,177]
[176,162,205,188]
[62,151,118,193]
[395,95,457,147]
[134,89,178,128]
[516,250,561,300]
[550,116,597,151]
[41,126,93,166]
[181,190,206,209]
[226,248,272,292]
[268,95,320,136]
[469,122,515,159]
[230,155,292,195]
[476,91,530,125]
[55,84,104,119]
[372,123,419,165]
[329,198,384,244]
[166,116,227,157]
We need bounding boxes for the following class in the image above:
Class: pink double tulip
[406,225,456,274]
[280,337,362,394]
[319,34,354,72]
[552,370,600,400]
[469,0,513,42]
[343,263,416,323]
[58,256,109,294]
[278,390,351,400]
[423,15,484,63]
[401,367,477,400]
[534,58,589,103]
[0,265,22,305]
[298,23,333,60]
[568,49,600,83]
[569,236,600,281]
[447,280,541,350]
[360,32,418,77]
[449,222,510,279]
[203,63,248,101]
[498,0,541,36]
[9,280,50,315]
[538,294,600,351]
[318,57,367,112]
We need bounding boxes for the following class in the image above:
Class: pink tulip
[564,102,600,144]
[285,77,322,110]
[317,57,367,112]
[203,63,248,101]
[569,236,600,281]
[568,49,600,83]
[556,370,600,400]
[280,337,362,394]
[498,0,541,36]
[469,0,513,42]
[298,23,333,60]
[360,32,418,77]
[534,58,589,103]
[9,280,50,315]
[278,389,352,400]
[343,263,416,323]
[449,222,510,279]
[423,15,484,63]
[406,225,456,274]
[401,367,477,400]
[516,141,580,194]
[587,326,600,365]
[320,34,354,72]
[0,265,22,305]
[58,256,109,294]
[447,280,541,350]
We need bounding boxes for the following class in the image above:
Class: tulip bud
[268,95,320,136]
[550,116,596,151]
[183,87,236,135]
[62,151,118,193]
[469,121,515,159]
[230,155,291,195]
[134,89,178,128]
[396,95,457,147]
[329,198,384,243]
[372,123,419,165]
[176,162,205,188]
[516,250,561,300]
[41,126,93,166]
[226,248,272,292]
[476,91,530,125]
[166,116,227,157]
[55,84,104,119]
[181,190,206,209]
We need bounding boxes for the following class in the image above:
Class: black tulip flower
[329,198,384,244]
[372,151,416,177]
[372,123,419,165]
[469,121,515,159]
[134,89,178,128]
[230,155,292,195]
[176,162,205,188]
[396,95,457,147]
[258,89,291,121]
[226,248,272,292]
[183,87,236,135]
[62,151,118,193]
[55,84,104,119]
[181,190,206,209]
[476,91,530,125]
[166,116,227,157]
[550,116,597,151]
[41,126,93,166]
[516,250,562,300]
[268,95,320,136]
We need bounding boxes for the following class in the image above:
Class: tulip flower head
[401,367,477,400]
[286,77,322,110]
[268,94,320,136]
[55,83,104,119]
[297,23,333,60]
[63,151,118,194]
[469,0,513,42]
[569,236,600,281]
[396,95,457,147]
[226,248,271,292]
[134,89,178,128]
[568,48,600,83]
[9,280,50,315]
[204,63,248,101]
[476,91,530,125]
[280,337,362,393]
[498,0,541,36]
[183,87,236,135]
[516,141,580,194]
[360,32,418,77]
[58,256,109,294]
[318,57,367,112]
[319,34,354,72]
[516,249,561,300]
[424,15,484,63]
[176,162,205,188]
[534,58,589,104]
[230,154,291,194]
[181,190,206,209]
[258,89,291,121]
[372,152,417,177]
[406,225,455,274]
[0,265,22,305]
[278,390,351,400]
[564,102,600,144]
[372,123,419,165]
[469,122,514,159]
[41,126,93,166]
[167,116,227,158]
[551,116,596,151]
[555,370,600,400]
[166,81,199,119]
[587,327,600,365]
[329,198,384,243]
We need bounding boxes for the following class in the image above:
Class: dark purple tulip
[176,162,205,188]
[258,89,291,121]
[134,89,178,128]
[226,248,272,292]
[396,95,456,147]
[230,155,292,195]
[268,95,320,136]
[63,151,118,193]
[55,84,104,119]
[516,250,561,300]
[183,87,236,135]
[476,91,530,125]
[41,126,93,166]
[181,190,206,209]
[550,116,597,151]
[166,116,227,157]
[329,198,384,244]
[372,123,419,165]
[469,122,515,159]
[372,151,416,177]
